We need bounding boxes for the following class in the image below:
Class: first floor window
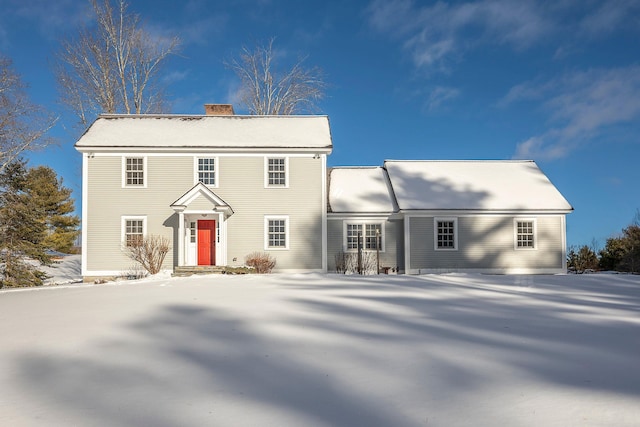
[197,158,216,186]
[346,224,362,250]
[125,157,144,186]
[267,158,287,186]
[365,224,382,250]
[124,219,144,247]
[435,218,457,250]
[266,216,288,249]
[345,222,383,251]
[516,220,535,248]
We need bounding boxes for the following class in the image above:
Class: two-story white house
[75,105,332,281]
[75,104,572,281]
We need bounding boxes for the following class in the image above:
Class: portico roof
[170,182,234,217]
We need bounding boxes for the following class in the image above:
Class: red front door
[197,220,216,266]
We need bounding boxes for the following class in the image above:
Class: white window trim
[434,217,458,251]
[514,218,537,250]
[122,156,147,188]
[121,216,147,249]
[264,157,289,188]
[343,220,385,252]
[264,215,289,250]
[194,156,219,187]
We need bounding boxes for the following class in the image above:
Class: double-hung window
[196,158,216,186]
[515,219,536,249]
[123,157,145,187]
[122,216,146,247]
[345,222,384,251]
[266,157,288,187]
[435,218,457,250]
[265,216,289,250]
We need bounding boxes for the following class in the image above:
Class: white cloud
[579,0,640,37]
[550,68,640,136]
[511,66,640,160]
[366,0,550,72]
[425,86,461,111]
[513,134,573,161]
[366,0,640,73]
[172,15,229,46]
[10,0,92,38]
[161,70,190,85]
[366,0,417,35]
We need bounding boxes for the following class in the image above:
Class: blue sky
[1,0,639,249]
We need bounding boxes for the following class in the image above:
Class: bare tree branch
[0,56,56,173]
[226,38,327,115]
[54,0,180,128]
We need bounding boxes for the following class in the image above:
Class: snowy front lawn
[1,273,639,426]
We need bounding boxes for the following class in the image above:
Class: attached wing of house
[328,160,573,274]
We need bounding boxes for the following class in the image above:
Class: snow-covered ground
[40,254,82,285]
[1,271,639,426]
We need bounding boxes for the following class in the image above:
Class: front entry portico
[170,182,234,268]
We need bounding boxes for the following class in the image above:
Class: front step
[172,265,255,277]
[173,265,227,277]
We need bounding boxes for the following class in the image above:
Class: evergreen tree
[0,161,80,287]
[0,160,49,287]
[25,166,80,253]
[567,245,599,273]
[599,236,625,271]
[619,224,640,273]
[599,214,640,273]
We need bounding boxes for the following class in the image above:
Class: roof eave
[396,208,574,215]
[75,145,333,154]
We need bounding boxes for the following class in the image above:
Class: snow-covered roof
[384,160,573,212]
[75,114,333,152]
[329,167,398,213]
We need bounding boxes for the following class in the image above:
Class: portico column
[177,210,185,266]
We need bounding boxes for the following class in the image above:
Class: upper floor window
[123,157,145,187]
[345,222,384,251]
[515,219,536,249]
[197,158,216,186]
[265,157,288,187]
[435,218,457,250]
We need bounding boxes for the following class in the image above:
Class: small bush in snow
[245,252,276,274]
[126,234,170,275]
[335,251,377,275]
[121,264,148,280]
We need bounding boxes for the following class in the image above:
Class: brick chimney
[204,104,235,115]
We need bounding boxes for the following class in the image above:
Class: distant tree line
[568,213,640,274]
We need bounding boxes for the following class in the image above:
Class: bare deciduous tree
[0,56,56,172]
[54,0,180,127]
[226,38,327,115]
